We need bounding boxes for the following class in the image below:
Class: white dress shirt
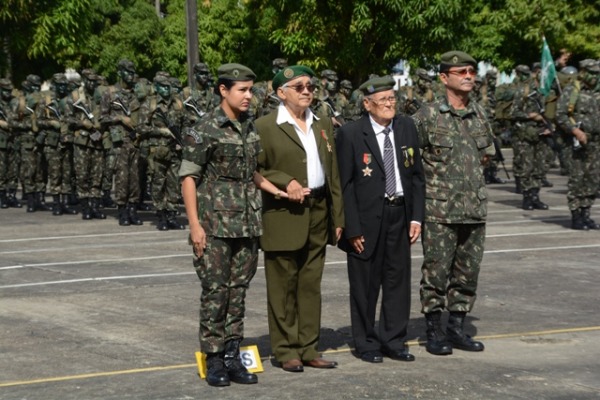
[370,116,404,197]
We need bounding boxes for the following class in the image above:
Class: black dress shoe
[382,347,415,362]
[360,350,383,363]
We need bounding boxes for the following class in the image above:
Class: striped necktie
[383,127,396,197]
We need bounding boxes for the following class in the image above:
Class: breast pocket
[214,141,245,179]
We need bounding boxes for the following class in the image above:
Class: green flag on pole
[539,37,557,97]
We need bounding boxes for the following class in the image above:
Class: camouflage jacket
[181,85,218,127]
[179,106,262,238]
[510,79,547,141]
[36,91,70,147]
[99,83,138,144]
[137,94,185,147]
[64,90,103,149]
[412,96,495,224]
[556,81,600,140]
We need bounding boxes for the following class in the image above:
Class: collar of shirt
[276,103,319,129]
[369,115,392,135]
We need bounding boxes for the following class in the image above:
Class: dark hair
[214,78,235,96]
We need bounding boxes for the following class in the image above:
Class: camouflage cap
[439,51,477,71]
[475,75,483,83]
[155,70,170,78]
[217,63,256,82]
[153,75,171,86]
[52,73,68,84]
[117,59,135,72]
[193,62,209,73]
[531,62,541,71]
[358,76,396,95]
[415,68,432,81]
[515,65,531,75]
[169,77,182,88]
[273,65,315,91]
[340,79,353,90]
[26,74,42,85]
[272,58,288,68]
[579,59,600,73]
[321,69,338,80]
[81,68,97,79]
[485,70,497,78]
[0,78,13,91]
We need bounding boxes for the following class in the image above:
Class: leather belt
[308,185,327,199]
[384,196,405,206]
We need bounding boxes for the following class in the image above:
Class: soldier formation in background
[0,54,599,231]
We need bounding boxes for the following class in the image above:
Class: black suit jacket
[335,114,425,259]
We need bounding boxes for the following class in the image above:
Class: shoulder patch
[184,127,203,144]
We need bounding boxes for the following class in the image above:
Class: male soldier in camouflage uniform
[179,63,266,387]
[532,62,555,188]
[510,65,551,210]
[399,68,435,115]
[133,77,154,209]
[338,79,358,122]
[554,66,579,176]
[100,59,143,226]
[10,75,50,212]
[319,69,344,127]
[252,58,288,118]
[37,73,78,216]
[412,51,494,356]
[0,79,19,208]
[181,62,218,128]
[66,72,106,220]
[480,70,508,184]
[138,75,185,231]
[556,59,600,230]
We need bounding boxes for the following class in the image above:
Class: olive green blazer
[256,109,344,251]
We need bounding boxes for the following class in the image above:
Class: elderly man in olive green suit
[256,65,344,373]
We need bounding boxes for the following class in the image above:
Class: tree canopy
[1,0,599,85]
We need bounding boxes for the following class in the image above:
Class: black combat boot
[144,182,152,201]
[424,312,452,356]
[7,189,22,208]
[166,210,184,230]
[61,194,78,215]
[156,210,168,231]
[0,190,8,209]
[205,352,230,387]
[224,340,258,384]
[515,177,522,194]
[26,193,36,213]
[52,195,63,216]
[67,192,79,206]
[571,209,589,230]
[127,203,143,225]
[102,190,116,208]
[541,176,553,187]
[137,199,152,211]
[91,198,106,219]
[36,192,52,211]
[522,190,534,210]
[81,198,93,220]
[530,188,549,210]
[581,207,600,230]
[118,204,130,226]
[446,311,484,352]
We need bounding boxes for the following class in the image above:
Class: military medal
[402,146,409,168]
[408,147,415,166]
[321,130,332,152]
[362,153,372,176]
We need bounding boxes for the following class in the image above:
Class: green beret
[358,76,396,95]
[52,73,68,84]
[440,50,477,71]
[0,78,13,90]
[153,75,171,86]
[217,63,256,81]
[272,65,315,91]
[579,59,600,73]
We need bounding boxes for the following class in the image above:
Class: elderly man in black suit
[336,76,425,363]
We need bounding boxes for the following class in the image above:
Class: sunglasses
[447,68,477,77]
[283,83,316,93]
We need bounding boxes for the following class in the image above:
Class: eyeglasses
[369,96,397,106]
[447,68,477,77]
[283,83,316,93]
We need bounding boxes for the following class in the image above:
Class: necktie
[383,127,396,197]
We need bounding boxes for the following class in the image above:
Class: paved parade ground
[1,153,599,400]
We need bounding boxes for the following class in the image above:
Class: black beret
[217,63,256,81]
[440,51,477,71]
[273,65,315,91]
[358,76,396,95]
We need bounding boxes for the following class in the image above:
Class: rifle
[527,91,557,151]
[0,109,7,121]
[46,102,61,119]
[183,96,205,118]
[73,99,102,141]
[492,136,510,179]
[112,96,131,116]
[155,108,184,148]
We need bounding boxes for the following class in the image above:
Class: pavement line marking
[0,230,183,243]
[0,240,185,255]
[1,325,599,388]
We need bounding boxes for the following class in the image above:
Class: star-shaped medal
[362,166,372,176]
[327,142,332,153]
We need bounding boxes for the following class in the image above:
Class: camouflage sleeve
[555,85,575,134]
[510,86,528,121]
[411,108,429,148]
[179,126,209,179]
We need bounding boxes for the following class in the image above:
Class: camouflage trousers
[73,144,104,199]
[44,143,73,195]
[420,222,486,314]
[512,136,544,191]
[150,146,180,212]
[0,143,20,191]
[193,236,259,353]
[113,140,140,205]
[102,147,116,192]
[556,132,574,175]
[20,145,46,194]
[567,141,600,210]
